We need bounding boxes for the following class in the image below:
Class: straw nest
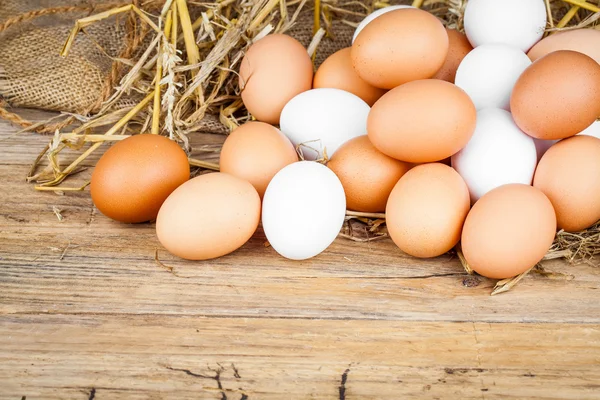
[5,0,600,293]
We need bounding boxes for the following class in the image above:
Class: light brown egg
[386,163,470,258]
[368,79,476,163]
[156,173,261,260]
[461,184,556,280]
[328,135,412,213]
[351,8,449,89]
[533,135,600,232]
[528,29,600,65]
[239,34,313,125]
[433,29,473,83]
[220,121,298,198]
[314,48,387,106]
[90,134,189,223]
[510,50,600,140]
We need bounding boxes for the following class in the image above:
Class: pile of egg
[90,0,600,280]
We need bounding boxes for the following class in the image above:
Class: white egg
[455,44,531,111]
[579,120,600,140]
[262,161,346,260]
[280,88,370,160]
[464,0,547,52]
[533,138,558,161]
[352,5,413,43]
[452,108,537,203]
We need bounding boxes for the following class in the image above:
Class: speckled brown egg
[220,121,298,198]
[351,8,449,89]
[433,29,473,83]
[314,48,387,106]
[386,163,470,258]
[368,79,477,163]
[533,135,600,232]
[461,184,557,280]
[528,29,600,65]
[156,173,261,260]
[90,134,189,223]
[239,34,313,125]
[328,135,412,213]
[510,50,600,140]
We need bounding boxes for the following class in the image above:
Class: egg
[533,135,600,232]
[464,0,547,52]
[368,79,476,163]
[314,48,386,106]
[90,134,189,223]
[528,29,600,65]
[433,29,473,83]
[386,163,470,258]
[219,121,298,198]
[262,161,346,260]
[327,135,412,213]
[455,44,531,110]
[280,88,370,160]
[351,8,449,89]
[452,108,537,203]
[510,50,600,140]
[461,184,557,280]
[156,173,261,260]
[352,5,413,43]
[239,34,313,125]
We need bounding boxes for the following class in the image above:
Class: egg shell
[280,88,370,160]
[433,29,473,83]
[327,135,412,213]
[464,0,547,52]
[352,5,413,43]
[219,121,298,198]
[533,135,600,232]
[528,29,600,65]
[455,44,531,110]
[314,48,387,107]
[90,134,189,223]
[156,173,261,260]
[262,161,346,260]
[351,8,449,89]
[461,184,557,280]
[239,34,313,125]
[386,163,470,258]
[510,50,600,140]
[452,108,537,203]
[368,79,476,163]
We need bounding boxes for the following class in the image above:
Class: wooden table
[1,110,599,399]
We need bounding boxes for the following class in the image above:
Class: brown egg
[528,29,600,65]
[386,163,470,258]
[314,48,387,106]
[368,79,476,163]
[461,184,556,279]
[156,173,261,260]
[239,34,313,125]
[533,135,600,232]
[328,135,412,213]
[510,50,600,140]
[220,121,298,198]
[351,8,449,89]
[433,29,473,83]
[90,134,189,223]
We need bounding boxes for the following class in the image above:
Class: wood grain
[1,111,599,399]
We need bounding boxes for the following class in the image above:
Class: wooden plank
[0,315,599,399]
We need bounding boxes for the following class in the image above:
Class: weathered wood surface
[0,110,599,399]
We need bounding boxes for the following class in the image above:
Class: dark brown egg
[90,134,190,223]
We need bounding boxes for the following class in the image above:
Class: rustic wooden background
[1,110,599,399]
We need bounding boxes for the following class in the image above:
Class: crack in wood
[88,387,96,400]
[339,368,350,400]
[164,365,249,399]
